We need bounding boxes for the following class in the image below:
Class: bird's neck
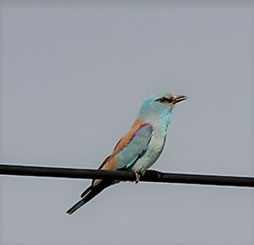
[137,110,172,133]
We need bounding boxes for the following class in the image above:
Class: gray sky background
[0,2,254,245]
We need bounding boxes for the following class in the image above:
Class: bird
[66,92,187,215]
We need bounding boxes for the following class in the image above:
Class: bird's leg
[134,172,141,184]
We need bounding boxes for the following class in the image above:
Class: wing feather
[114,123,153,170]
[93,121,153,186]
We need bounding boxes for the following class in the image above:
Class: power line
[0,163,254,188]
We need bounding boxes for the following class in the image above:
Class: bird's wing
[91,120,153,187]
[114,123,153,170]
[99,120,153,172]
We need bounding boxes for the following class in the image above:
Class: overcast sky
[0,2,254,245]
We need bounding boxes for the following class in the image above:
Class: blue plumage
[115,124,153,170]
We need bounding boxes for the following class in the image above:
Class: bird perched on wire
[66,92,187,215]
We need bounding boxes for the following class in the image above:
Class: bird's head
[137,93,187,122]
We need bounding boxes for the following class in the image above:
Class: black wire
[0,164,254,188]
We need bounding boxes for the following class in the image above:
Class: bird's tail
[66,185,106,215]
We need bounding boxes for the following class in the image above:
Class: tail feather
[80,186,92,198]
[66,198,88,215]
[66,185,105,215]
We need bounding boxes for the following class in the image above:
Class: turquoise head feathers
[137,93,187,123]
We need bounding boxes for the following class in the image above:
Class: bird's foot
[135,172,141,184]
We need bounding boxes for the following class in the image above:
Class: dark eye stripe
[155,97,173,103]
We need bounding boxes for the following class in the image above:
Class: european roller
[66,93,187,214]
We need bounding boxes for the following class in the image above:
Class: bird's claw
[135,172,141,184]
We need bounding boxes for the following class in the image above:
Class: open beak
[173,95,187,104]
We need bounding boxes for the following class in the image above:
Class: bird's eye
[155,97,173,103]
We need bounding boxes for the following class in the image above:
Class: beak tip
[174,95,187,104]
